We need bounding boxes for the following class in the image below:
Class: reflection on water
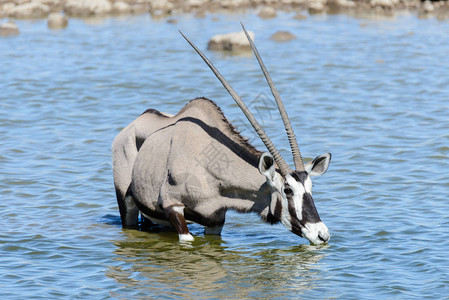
[108,229,327,298]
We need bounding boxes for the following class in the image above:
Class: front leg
[159,171,194,242]
[204,224,224,235]
[164,205,194,242]
[202,208,226,235]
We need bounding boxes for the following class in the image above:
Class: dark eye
[284,187,293,195]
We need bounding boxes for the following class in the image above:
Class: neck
[217,164,274,220]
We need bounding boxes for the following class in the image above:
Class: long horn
[241,23,305,171]
[179,30,291,177]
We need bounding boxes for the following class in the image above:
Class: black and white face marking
[277,171,330,245]
[259,152,331,244]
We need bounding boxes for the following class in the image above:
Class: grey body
[113,98,271,232]
[134,98,271,226]
[112,25,333,244]
[112,107,173,227]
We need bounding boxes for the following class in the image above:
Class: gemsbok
[112,24,332,244]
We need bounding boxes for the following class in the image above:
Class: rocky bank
[1,0,449,20]
[1,0,449,37]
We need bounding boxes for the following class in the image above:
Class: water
[1,12,449,299]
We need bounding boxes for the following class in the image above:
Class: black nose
[318,233,330,243]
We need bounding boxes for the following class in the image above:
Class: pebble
[0,20,20,37]
[293,12,307,20]
[309,0,327,14]
[423,1,435,13]
[112,1,131,15]
[8,2,50,19]
[270,31,297,42]
[47,12,68,29]
[208,31,255,52]
[64,0,112,17]
[150,0,174,15]
[258,6,277,19]
[370,0,397,8]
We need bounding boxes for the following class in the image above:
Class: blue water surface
[1,11,448,299]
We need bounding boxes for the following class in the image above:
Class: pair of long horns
[180,23,304,177]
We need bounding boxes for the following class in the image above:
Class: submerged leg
[140,213,155,230]
[115,188,139,228]
[113,132,139,228]
[204,208,226,235]
[164,205,194,242]
[204,224,224,235]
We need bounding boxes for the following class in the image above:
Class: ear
[305,153,331,177]
[258,152,276,181]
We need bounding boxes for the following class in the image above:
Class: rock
[187,0,208,8]
[9,3,50,19]
[221,0,251,9]
[194,9,206,18]
[64,0,112,17]
[370,0,398,9]
[258,6,277,19]
[331,0,356,8]
[270,31,297,42]
[47,12,68,29]
[112,1,131,14]
[1,3,16,18]
[423,1,435,13]
[208,31,255,52]
[166,18,178,24]
[150,0,174,15]
[293,12,307,20]
[308,0,327,14]
[32,0,61,5]
[130,4,150,14]
[0,21,20,37]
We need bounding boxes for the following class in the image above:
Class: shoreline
[1,0,448,36]
[1,0,449,21]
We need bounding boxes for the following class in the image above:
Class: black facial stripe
[287,193,302,232]
[266,195,282,225]
[302,192,321,223]
[266,213,279,224]
[290,171,308,184]
[286,193,296,219]
[274,195,282,221]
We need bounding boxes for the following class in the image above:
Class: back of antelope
[112,24,332,244]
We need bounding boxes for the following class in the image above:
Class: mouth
[291,223,330,245]
[309,239,327,246]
